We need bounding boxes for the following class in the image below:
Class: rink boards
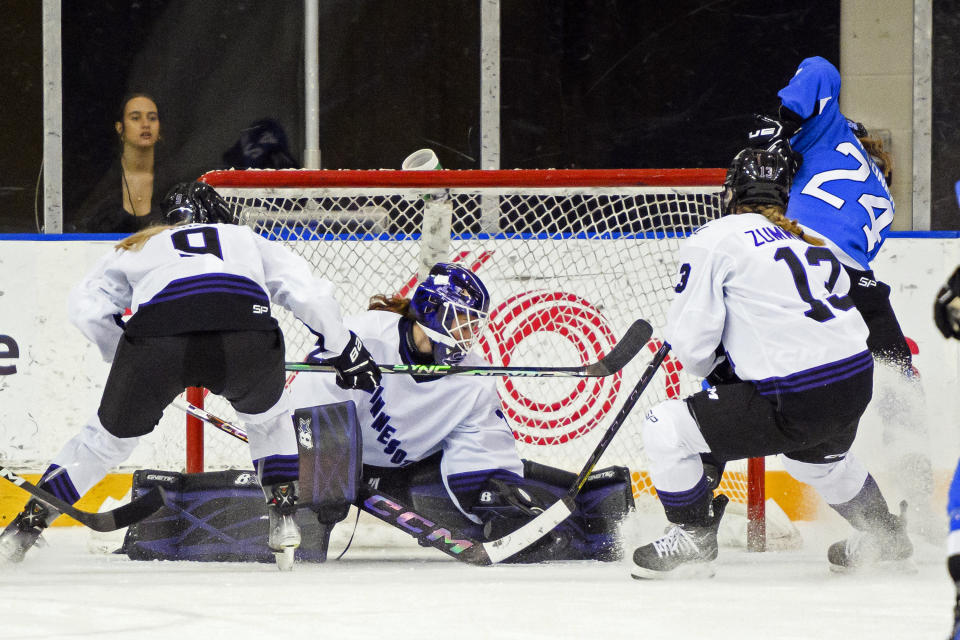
[0,235,958,526]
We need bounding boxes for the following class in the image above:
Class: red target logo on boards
[478,290,622,446]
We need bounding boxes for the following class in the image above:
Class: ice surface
[0,516,950,640]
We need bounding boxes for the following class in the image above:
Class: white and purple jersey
[68,223,350,362]
[667,213,870,393]
[287,310,524,522]
[779,56,895,270]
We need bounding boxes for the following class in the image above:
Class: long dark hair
[116,92,159,124]
[368,294,416,318]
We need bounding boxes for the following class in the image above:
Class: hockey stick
[174,341,670,565]
[172,399,249,443]
[482,342,671,563]
[357,485,491,565]
[286,318,653,378]
[0,465,166,532]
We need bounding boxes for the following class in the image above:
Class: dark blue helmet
[721,147,794,215]
[162,181,236,225]
[410,263,491,364]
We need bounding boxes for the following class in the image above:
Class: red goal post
[194,166,768,550]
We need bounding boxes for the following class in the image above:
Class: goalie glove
[314,331,382,393]
[934,267,960,340]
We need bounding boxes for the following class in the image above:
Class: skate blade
[631,561,716,581]
[0,532,44,564]
[274,546,296,571]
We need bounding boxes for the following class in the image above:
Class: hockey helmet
[410,263,491,365]
[721,147,793,215]
[162,181,236,225]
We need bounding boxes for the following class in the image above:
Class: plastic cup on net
[402,149,446,202]
[402,148,442,171]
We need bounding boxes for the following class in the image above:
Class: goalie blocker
[124,402,633,564]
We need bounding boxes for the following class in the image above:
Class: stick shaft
[0,465,165,532]
[287,319,652,378]
[570,343,671,496]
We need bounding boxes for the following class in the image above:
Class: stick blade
[1,465,168,533]
[482,497,574,564]
[104,486,167,530]
[585,319,653,376]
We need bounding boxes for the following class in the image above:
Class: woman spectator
[76,93,177,233]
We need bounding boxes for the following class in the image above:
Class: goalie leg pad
[396,459,634,562]
[293,401,362,525]
[122,469,330,563]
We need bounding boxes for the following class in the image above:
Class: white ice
[0,511,951,640]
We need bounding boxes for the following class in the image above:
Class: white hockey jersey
[68,223,350,362]
[287,310,524,521]
[666,212,869,383]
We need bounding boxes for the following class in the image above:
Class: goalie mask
[162,181,236,225]
[721,147,793,215]
[410,263,491,365]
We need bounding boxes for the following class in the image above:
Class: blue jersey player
[750,56,911,373]
[749,56,937,542]
[934,267,960,639]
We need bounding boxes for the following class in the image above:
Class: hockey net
[190,167,767,546]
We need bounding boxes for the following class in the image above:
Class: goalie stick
[0,464,166,532]
[481,342,670,563]
[173,339,668,565]
[286,318,653,378]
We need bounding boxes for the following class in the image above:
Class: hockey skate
[828,500,913,573]
[631,494,728,580]
[0,500,56,563]
[265,482,301,571]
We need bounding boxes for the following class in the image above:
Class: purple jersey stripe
[254,454,300,486]
[38,464,81,504]
[141,273,269,307]
[754,350,872,394]
[143,286,269,306]
[656,476,710,508]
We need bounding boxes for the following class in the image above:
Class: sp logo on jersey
[252,304,269,314]
[858,277,877,288]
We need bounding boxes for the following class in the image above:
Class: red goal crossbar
[200,168,727,189]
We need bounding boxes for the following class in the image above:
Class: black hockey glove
[747,104,804,145]
[474,478,547,540]
[747,111,803,173]
[934,267,960,340]
[323,331,382,393]
[705,345,741,387]
[747,113,790,146]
